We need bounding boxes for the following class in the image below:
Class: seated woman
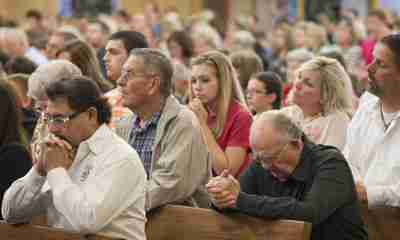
[7,74,39,140]
[0,81,32,219]
[56,39,113,93]
[189,51,253,177]
[281,56,353,150]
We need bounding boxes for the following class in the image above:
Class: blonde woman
[189,51,253,177]
[281,56,353,150]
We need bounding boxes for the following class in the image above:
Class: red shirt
[208,101,253,177]
[361,38,376,65]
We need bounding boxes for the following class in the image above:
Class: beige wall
[0,0,58,21]
[120,0,202,16]
[230,0,255,19]
[0,0,202,22]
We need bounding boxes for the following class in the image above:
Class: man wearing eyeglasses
[2,77,147,240]
[207,111,367,240]
[115,48,210,210]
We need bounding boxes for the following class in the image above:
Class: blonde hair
[296,56,353,115]
[305,22,328,53]
[191,50,248,137]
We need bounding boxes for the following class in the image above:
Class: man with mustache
[2,77,147,240]
[344,33,400,208]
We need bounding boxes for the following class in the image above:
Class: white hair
[27,60,82,100]
[231,30,256,52]
[0,27,29,55]
[172,62,191,83]
[191,23,223,49]
[286,48,314,63]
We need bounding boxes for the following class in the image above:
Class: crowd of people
[0,3,400,240]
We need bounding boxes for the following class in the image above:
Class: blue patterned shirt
[128,113,161,177]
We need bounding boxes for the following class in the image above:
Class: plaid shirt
[128,112,161,177]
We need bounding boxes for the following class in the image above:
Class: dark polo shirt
[236,138,367,240]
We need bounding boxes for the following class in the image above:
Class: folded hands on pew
[355,181,368,204]
[206,170,240,209]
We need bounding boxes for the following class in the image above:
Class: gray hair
[129,48,173,98]
[231,30,256,52]
[172,62,191,83]
[0,28,29,55]
[286,48,314,63]
[27,60,82,100]
[251,110,303,144]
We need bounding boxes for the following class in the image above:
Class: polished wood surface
[360,204,400,240]
[146,205,312,240]
[0,221,112,240]
[1,204,311,240]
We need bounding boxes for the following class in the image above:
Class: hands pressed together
[206,170,240,209]
[33,136,74,176]
[188,98,208,125]
[355,181,368,204]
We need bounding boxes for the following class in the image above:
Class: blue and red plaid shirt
[128,112,161,177]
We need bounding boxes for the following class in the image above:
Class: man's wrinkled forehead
[123,55,144,71]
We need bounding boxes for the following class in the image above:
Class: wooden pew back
[0,221,87,240]
[360,204,400,240]
[1,205,311,240]
[146,205,312,240]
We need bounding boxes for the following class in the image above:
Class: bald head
[250,110,303,148]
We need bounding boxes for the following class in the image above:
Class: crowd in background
[0,2,399,239]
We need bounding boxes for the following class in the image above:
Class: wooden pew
[0,221,111,240]
[1,205,311,240]
[146,205,312,240]
[360,204,400,240]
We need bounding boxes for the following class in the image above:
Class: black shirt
[236,139,368,240]
[0,143,32,219]
[22,108,39,141]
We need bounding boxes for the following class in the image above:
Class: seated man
[2,77,147,240]
[344,33,400,208]
[207,111,367,240]
[115,48,210,210]
[103,30,149,128]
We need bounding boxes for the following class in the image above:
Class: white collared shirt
[2,125,147,240]
[25,47,49,66]
[344,93,400,207]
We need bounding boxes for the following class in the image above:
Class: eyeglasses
[44,109,86,127]
[252,142,290,169]
[119,69,154,83]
